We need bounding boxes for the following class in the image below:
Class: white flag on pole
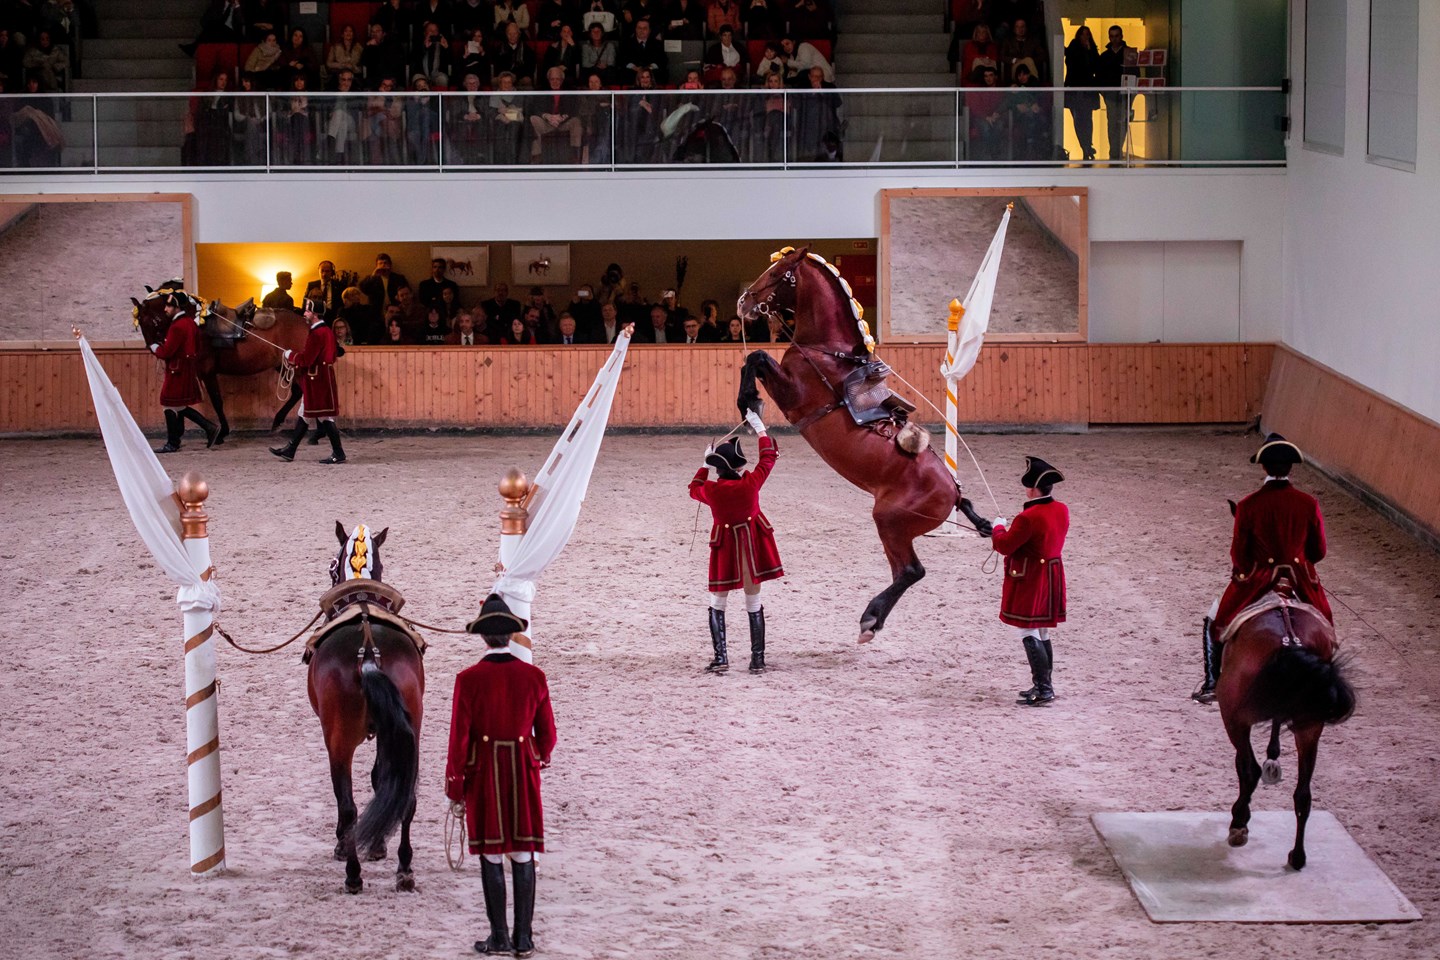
[940,204,1012,383]
[77,336,220,612]
[491,330,633,608]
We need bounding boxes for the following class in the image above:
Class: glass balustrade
[0,87,1286,172]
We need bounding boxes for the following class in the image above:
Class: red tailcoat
[154,313,202,407]
[291,321,339,417]
[1215,480,1332,630]
[991,496,1069,628]
[445,653,557,855]
[688,434,784,591]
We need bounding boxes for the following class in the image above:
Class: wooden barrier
[0,341,1270,434]
[1263,345,1440,540]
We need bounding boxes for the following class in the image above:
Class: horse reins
[215,609,323,654]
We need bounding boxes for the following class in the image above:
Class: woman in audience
[501,316,538,345]
[959,23,999,87]
[231,73,268,164]
[193,71,234,166]
[719,316,746,343]
[545,23,582,82]
[22,30,67,91]
[756,69,786,162]
[326,24,364,88]
[578,71,612,164]
[439,286,461,325]
[581,22,617,86]
[620,67,661,163]
[332,317,355,346]
[284,27,319,88]
[276,73,315,164]
[384,316,408,344]
[419,308,450,344]
[339,287,378,343]
[405,74,438,164]
[366,75,405,164]
[458,28,490,83]
[489,71,527,164]
[1063,25,1099,161]
[244,30,284,89]
[448,71,488,163]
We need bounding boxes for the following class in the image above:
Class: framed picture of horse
[879,187,1088,343]
[430,245,490,287]
[510,244,572,287]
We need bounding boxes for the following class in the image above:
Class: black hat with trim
[1250,433,1303,466]
[465,592,529,635]
[1020,456,1063,489]
[705,437,747,473]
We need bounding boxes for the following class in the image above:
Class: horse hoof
[365,843,387,862]
[344,879,363,894]
[1261,759,1282,785]
[395,871,415,892]
[1227,827,1249,847]
[857,629,876,644]
[1287,849,1306,871]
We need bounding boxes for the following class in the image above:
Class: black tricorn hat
[1021,456,1064,488]
[705,437,747,472]
[1250,432,1303,466]
[465,592,529,635]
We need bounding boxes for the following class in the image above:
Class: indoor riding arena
[2,3,1438,960]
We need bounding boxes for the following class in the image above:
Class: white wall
[1284,0,1440,422]
[1,166,1287,342]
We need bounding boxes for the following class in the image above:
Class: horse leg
[858,507,926,643]
[395,794,417,892]
[271,380,302,433]
[1226,719,1261,847]
[737,350,803,418]
[327,746,364,893]
[1287,722,1323,870]
[1261,719,1283,785]
[201,373,229,444]
[364,758,389,861]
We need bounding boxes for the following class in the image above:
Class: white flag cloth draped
[491,330,633,608]
[77,336,220,613]
[939,204,1011,383]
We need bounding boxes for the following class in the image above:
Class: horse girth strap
[304,602,430,663]
[792,399,844,432]
[1219,592,1333,647]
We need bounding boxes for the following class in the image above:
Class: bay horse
[131,288,311,443]
[736,246,992,643]
[307,522,425,893]
[1217,584,1354,870]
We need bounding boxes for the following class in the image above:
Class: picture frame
[511,244,572,287]
[430,245,490,287]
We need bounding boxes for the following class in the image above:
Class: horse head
[739,246,867,351]
[131,289,172,346]
[331,520,389,586]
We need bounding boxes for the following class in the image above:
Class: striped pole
[498,468,534,663]
[942,299,966,528]
[178,471,226,876]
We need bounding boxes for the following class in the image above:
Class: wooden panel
[0,343,1276,435]
[1264,345,1440,539]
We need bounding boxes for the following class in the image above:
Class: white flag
[940,205,1011,383]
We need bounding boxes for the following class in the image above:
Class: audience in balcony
[243,30,283,88]
[284,27,320,88]
[500,315,539,345]
[1008,63,1049,160]
[359,253,410,309]
[719,316,746,342]
[492,21,535,86]
[372,0,413,45]
[489,70,527,162]
[493,0,532,38]
[447,312,482,346]
[581,21,617,83]
[326,24,364,86]
[582,0,618,37]
[411,21,452,88]
[403,75,437,163]
[325,69,363,162]
[1096,24,1137,160]
[244,0,283,43]
[998,16,1046,84]
[331,317,355,346]
[231,73,267,163]
[957,23,999,87]
[545,23,582,80]
[1063,25,1098,162]
[21,28,65,90]
[365,76,405,162]
[704,23,742,70]
[191,72,233,166]
[966,65,1005,160]
[383,315,407,344]
[415,0,451,36]
[780,35,832,84]
[743,0,780,42]
[620,16,666,85]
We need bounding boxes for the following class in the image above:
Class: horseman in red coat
[989,457,1069,706]
[270,298,346,464]
[1192,433,1333,703]
[149,290,217,453]
[446,593,557,957]
[688,408,784,674]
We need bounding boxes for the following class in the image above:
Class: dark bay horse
[736,246,992,642]
[308,522,425,893]
[1217,587,1354,870]
[131,290,310,443]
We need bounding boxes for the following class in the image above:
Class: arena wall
[0,342,1270,435]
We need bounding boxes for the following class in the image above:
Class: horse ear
[335,520,348,544]
[1227,499,1238,517]
[373,527,388,548]
[130,297,142,308]
[144,285,153,293]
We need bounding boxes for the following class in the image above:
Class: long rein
[214,602,473,656]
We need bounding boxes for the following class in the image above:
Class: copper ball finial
[498,467,530,502]
[499,468,532,536]
[178,471,210,504]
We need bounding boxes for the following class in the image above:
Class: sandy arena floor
[0,430,1437,960]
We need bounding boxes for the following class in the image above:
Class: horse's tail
[1251,647,1357,727]
[351,659,418,853]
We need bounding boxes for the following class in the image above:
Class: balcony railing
[0,86,1286,173]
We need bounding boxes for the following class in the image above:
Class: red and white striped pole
[177,471,226,875]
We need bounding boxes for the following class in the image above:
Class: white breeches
[482,852,535,864]
[1012,626,1053,642]
[710,584,763,613]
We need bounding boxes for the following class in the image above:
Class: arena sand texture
[1,431,1437,960]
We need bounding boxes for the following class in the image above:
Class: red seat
[747,39,770,71]
[807,39,832,62]
[195,42,240,88]
[330,2,377,44]
[534,39,550,64]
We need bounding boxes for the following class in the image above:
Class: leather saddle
[302,578,428,663]
[841,359,916,427]
[203,298,255,350]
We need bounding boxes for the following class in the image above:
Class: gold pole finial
[177,471,209,540]
[499,468,532,536]
[947,298,965,332]
[1006,201,1014,211]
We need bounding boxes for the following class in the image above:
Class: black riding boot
[318,420,347,464]
[1017,638,1055,700]
[269,418,307,461]
[155,409,183,453]
[748,607,766,673]
[511,859,537,958]
[474,858,512,955]
[1192,617,1221,703]
[1017,635,1054,705]
[180,406,219,447]
[706,607,729,673]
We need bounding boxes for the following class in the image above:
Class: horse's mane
[778,247,874,353]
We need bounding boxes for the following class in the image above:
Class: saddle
[203,299,255,350]
[1219,582,1335,649]
[841,359,916,427]
[302,578,428,663]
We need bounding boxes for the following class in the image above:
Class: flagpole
[177,471,226,875]
[497,468,534,663]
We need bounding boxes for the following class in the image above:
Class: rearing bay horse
[131,289,310,443]
[736,246,992,643]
